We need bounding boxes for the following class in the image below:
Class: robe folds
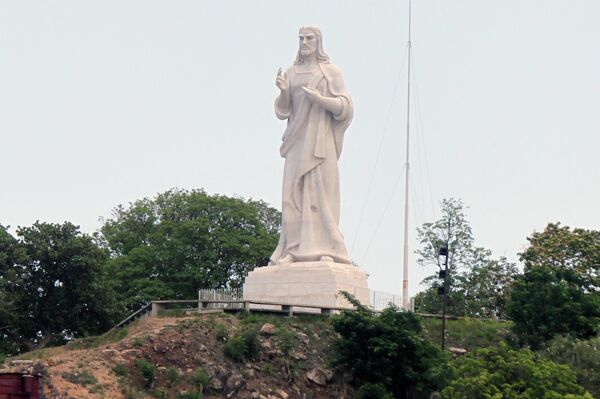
[270,62,353,265]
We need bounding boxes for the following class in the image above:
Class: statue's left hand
[302,87,322,103]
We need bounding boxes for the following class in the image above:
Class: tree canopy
[442,343,594,399]
[507,223,600,349]
[331,294,448,399]
[100,188,280,315]
[414,199,518,318]
[1,222,114,352]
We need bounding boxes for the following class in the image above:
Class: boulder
[259,323,276,335]
[306,367,333,386]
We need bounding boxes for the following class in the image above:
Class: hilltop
[0,311,515,399]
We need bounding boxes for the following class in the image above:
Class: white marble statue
[270,26,353,265]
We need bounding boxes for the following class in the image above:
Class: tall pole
[402,0,412,310]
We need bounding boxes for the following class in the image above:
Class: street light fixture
[437,245,449,349]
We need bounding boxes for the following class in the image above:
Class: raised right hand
[276,68,289,92]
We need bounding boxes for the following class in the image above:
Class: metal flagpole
[402,0,412,310]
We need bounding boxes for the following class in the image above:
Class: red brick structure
[0,373,41,399]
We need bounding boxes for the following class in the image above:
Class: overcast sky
[1,1,599,297]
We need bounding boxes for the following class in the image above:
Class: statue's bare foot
[320,255,334,262]
[277,254,295,264]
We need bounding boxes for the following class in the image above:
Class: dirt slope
[1,312,353,399]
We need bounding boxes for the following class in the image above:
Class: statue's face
[299,29,318,58]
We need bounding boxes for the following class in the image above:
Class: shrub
[332,293,448,399]
[223,328,259,362]
[543,335,600,398]
[442,343,594,399]
[166,367,180,386]
[112,362,129,377]
[275,328,296,356]
[134,358,156,388]
[191,368,209,391]
[176,393,202,399]
[215,323,229,342]
[61,370,97,386]
[355,383,393,399]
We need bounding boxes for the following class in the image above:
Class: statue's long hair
[294,26,331,65]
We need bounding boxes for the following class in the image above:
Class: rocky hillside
[1,312,354,399]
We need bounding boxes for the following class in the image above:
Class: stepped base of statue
[243,261,370,311]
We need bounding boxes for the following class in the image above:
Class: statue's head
[294,26,330,65]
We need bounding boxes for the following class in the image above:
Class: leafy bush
[332,293,448,399]
[112,362,129,377]
[507,264,600,349]
[442,343,594,399]
[215,323,229,342]
[354,383,393,399]
[176,393,202,399]
[134,358,156,388]
[543,335,600,398]
[191,367,209,390]
[166,367,180,386]
[223,328,259,362]
[224,336,246,362]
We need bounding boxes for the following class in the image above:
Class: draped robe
[270,62,353,264]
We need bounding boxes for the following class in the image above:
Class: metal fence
[198,287,409,312]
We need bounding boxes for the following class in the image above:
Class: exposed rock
[260,340,273,350]
[259,323,276,335]
[101,349,119,356]
[448,346,467,356]
[292,351,307,360]
[225,373,246,395]
[120,349,142,357]
[296,332,310,344]
[209,377,224,391]
[306,367,334,386]
[9,360,33,366]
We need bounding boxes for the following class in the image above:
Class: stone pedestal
[243,261,370,309]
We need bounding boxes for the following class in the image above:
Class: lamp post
[437,246,449,349]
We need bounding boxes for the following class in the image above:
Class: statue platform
[243,261,370,310]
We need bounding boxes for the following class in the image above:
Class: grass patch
[134,358,156,388]
[215,323,229,342]
[67,328,129,350]
[422,317,514,351]
[17,347,64,360]
[166,367,180,386]
[224,328,260,362]
[112,362,129,377]
[62,370,97,386]
[191,367,209,391]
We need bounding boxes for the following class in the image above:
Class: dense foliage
[0,222,114,352]
[442,343,593,399]
[100,188,280,315]
[332,295,448,399]
[507,223,600,349]
[543,335,600,398]
[0,189,280,355]
[415,199,518,318]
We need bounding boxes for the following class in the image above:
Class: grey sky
[1,1,599,297]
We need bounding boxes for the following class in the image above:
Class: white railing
[198,288,244,309]
[198,287,409,312]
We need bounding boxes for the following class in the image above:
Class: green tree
[507,223,600,349]
[415,199,517,318]
[3,222,114,351]
[543,335,600,398]
[100,188,280,315]
[0,224,26,355]
[442,343,593,399]
[332,295,449,399]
